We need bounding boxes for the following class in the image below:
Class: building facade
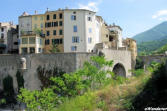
[18,8,130,54]
[64,9,102,52]
[19,12,45,54]
[0,22,18,54]
[43,10,64,53]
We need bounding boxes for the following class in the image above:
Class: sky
[0,0,167,37]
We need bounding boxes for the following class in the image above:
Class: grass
[55,72,151,111]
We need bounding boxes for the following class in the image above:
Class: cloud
[152,10,167,21]
[78,0,103,12]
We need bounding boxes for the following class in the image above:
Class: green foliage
[37,66,65,88]
[3,75,14,96]
[34,28,42,35]
[18,88,59,111]
[50,44,60,53]
[56,92,96,111]
[132,69,144,77]
[0,99,6,105]
[16,71,24,91]
[135,57,144,69]
[18,56,115,110]
[77,56,113,90]
[137,38,167,55]
[130,62,167,111]
[155,43,167,54]
[50,73,84,97]
[97,100,108,111]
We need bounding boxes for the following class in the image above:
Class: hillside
[137,36,167,54]
[133,21,167,43]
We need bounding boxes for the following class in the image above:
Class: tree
[18,56,115,110]
[50,44,60,53]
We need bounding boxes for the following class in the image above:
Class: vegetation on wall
[16,71,24,91]
[50,44,60,53]
[3,75,14,96]
[18,56,118,110]
[37,66,65,88]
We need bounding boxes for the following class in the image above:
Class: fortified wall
[0,51,132,93]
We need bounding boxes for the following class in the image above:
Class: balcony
[21,31,45,37]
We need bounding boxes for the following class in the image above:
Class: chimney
[35,10,38,14]
[46,8,49,12]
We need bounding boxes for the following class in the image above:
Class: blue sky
[0,0,167,37]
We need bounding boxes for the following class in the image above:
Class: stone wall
[138,55,167,69]
[0,53,96,92]
[0,51,132,92]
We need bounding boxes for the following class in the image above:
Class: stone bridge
[138,54,167,68]
[0,50,132,92]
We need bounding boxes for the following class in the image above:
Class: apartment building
[64,9,102,52]
[0,22,18,54]
[18,8,125,54]
[19,12,44,54]
[43,9,64,53]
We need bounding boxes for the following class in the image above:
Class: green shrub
[133,69,144,77]
[3,75,14,96]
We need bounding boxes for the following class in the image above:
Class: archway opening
[113,63,126,77]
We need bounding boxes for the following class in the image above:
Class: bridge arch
[113,63,126,77]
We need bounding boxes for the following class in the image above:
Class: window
[73,25,77,32]
[88,17,92,21]
[34,16,37,20]
[29,37,35,44]
[14,42,18,45]
[45,39,50,45]
[60,39,63,44]
[1,33,4,39]
[22,38,28,44]
[89,28,92,33]
[40,16,43,20]
[38,48,42,53]
[53,14,56,19]
[40,23,43,28]
[52,38,63,44]
[88,37,92,43]
[59,29,63,35]
[30,47,35,53]
[40,39,42,45]
[53,30,56,35]
[59,21,63,26]
[1,28,4,32]
[22,48,27,54]
[47,15,50,20]
[45,22,51,28]
[109,36,113,42]
[71,15,76,20]
[46,31,50,36]
[72,36,79,43]
[53,22,58,27]
[71,46,77,51]
[59,13,63,19]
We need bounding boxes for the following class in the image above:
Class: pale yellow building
[32,14,45,32]
[43,10,64,53]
